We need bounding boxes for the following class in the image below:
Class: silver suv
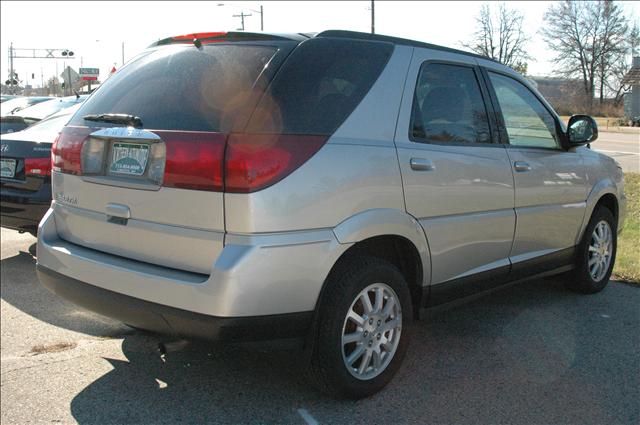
[37,30,626,399]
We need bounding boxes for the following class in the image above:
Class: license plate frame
[0,158,17,178]
[108,142,149,177]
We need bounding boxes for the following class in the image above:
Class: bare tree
[605,22,640,105]
[596,1,630,105]
[542,0,634,111]
[462,3,531,73]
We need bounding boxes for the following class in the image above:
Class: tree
[542,0,633,112]
[46,76,60,96]
[462,3,531,72]
[605,22,640,105]
[596,1,630,105]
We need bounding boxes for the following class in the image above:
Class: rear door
[394,50,515,287]
[484,70,588,265]
[52,41,295,275]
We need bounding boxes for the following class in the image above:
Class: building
[529,76,585,115]
[623,56,640,119]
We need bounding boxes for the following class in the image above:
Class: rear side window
[410,63,491,144]
[246,38,393,135]
[70,45,278,132]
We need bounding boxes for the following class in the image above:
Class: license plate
[0,158,16,178]
[109,143,149,176]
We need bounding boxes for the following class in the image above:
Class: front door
[485,71,588,265]
[394,51,515,286]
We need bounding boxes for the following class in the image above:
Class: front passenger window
[488,72,559,149]
[410,63,491,144]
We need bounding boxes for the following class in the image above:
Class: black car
[0,107,78,234]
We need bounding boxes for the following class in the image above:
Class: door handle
[410,158,436,171]
[513,161,531,172]
[105,203,131,219]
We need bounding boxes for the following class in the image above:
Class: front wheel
[565,206,617,293]
[308,256,413,399]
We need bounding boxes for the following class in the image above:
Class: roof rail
[316,30,496,62]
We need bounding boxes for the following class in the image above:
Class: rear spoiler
[149,31,307,48]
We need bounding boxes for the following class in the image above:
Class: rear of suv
[37,30,626,399]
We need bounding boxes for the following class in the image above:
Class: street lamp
[217,3,264,31]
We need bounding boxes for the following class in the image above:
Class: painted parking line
[298,408,319,425]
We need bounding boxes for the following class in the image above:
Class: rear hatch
[52,36,298,275]
[0,138,51,192]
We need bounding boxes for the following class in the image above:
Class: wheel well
[596,193,618,221]
[331,235,424,316]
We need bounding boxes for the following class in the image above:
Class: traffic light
[61,82,66,89]
[61,50,74,57]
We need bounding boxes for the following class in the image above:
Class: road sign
[79,67,99,81]
[60,66,79,83]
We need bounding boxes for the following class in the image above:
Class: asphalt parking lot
[1,227,639,425]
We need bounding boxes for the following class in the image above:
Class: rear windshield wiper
[83,113,143,128]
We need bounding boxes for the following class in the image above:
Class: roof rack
[316,30,496,62]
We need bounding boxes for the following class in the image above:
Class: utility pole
[233,11,252,31]
[121,42,125,66]
[9,43,15,93]
[260,5,264,31]
[371,0,375,34]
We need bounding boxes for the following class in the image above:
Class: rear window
[70,44,278,132]
[246,37,393,135]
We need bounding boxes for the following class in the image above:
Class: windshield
[15,96,85,120]
[0,97,52,116]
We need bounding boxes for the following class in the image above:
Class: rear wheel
[308,256,413,399]
[565,206,617,293]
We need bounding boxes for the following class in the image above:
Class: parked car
[0,95,87,134]
[0,96,53,117]
[1,95,19,103]
[36,30,626,399]
[1,105,80,234]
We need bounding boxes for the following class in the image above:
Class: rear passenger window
[488,72,559,149]
[410,63,491,144]
[246,38,393,135]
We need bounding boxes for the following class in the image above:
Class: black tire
[564,206,617,294]
[308,255,413,399]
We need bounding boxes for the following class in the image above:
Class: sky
[1,0,639,88]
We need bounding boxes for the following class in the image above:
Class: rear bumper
[0,184,51,232]
[37,264,312,342]
[37,205,351,338]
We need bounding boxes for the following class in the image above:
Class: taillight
[52,126,92,175]
[157,131,226,191]
[24,157,52,177]
[225,134,328,193]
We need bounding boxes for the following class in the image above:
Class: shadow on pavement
[68,278,639,425]
[0,243,129,338]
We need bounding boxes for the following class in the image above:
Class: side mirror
[567,115,598,147]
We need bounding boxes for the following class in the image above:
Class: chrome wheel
[341,282,402,380]
[588,220,613,282]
